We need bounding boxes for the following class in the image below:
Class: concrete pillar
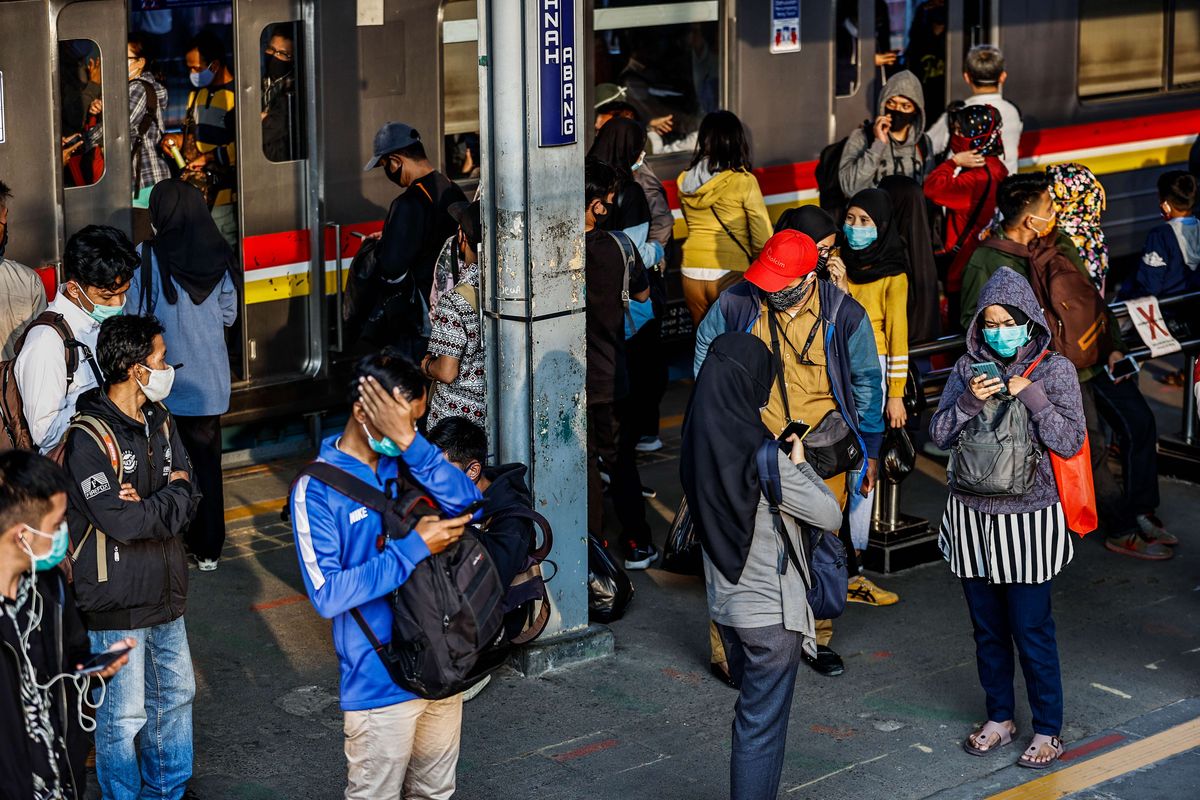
[478,0,613,671]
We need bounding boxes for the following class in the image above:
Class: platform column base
[510,624,615,678]
[861,514,941,574]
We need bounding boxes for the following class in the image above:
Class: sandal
[1018,734,1065,770]
[962,720,1016,756]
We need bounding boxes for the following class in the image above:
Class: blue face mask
[21,521,70,572]
[982,324,1031,357]
[843,223,878,250]
[189,63,216,88]
[362,424,402,458]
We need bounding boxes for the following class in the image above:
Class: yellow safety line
[986,717,1200,800]
[224,498,286,523]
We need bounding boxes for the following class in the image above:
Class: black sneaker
[802,645,845,677]
[624,543,659,570]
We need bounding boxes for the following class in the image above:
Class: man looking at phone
[0,450,134,799]
[61,314,201,800]
[838,70,931,197]
[290,352,482,799]
[961,173,1174,560]
[694,230,884,679]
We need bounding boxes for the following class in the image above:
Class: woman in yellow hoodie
[677,111,773,325]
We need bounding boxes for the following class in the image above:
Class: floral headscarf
[948,102,1004,158]
[1048,163,1108,292]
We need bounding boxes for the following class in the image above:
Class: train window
[1079,0,1168,98]
[834,0,860,98]
[59,39,106,188]
[962,0,993,56]
[593,1,720,157]
[261,22,306,162]
[442,1,479,182]
[1174,1,1200,87]
[903,0,948,119]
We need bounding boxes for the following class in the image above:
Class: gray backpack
[947,391,1043,497]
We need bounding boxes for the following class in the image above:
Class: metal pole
[479,0,592,642]
[1184,353,1197,445]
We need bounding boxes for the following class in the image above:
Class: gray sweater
[838,69,929,197]
[703,453,843,635]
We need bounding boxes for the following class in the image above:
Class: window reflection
[261,22,305,162]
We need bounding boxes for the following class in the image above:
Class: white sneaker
[635,436,663,453]
[461,674,491,702]
[197,559,219,572]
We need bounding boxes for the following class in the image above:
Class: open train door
[0,1,63,274]
[232,0,319,390]
[57,0,134,242]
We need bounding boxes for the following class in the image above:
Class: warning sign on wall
[1125,295,1181,357]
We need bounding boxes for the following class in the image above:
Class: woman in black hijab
[774,205,852,285]
[879,173,941,342]
[681,332,842,800]
[128,179,240,572]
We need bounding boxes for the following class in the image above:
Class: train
[0,0,1196,425]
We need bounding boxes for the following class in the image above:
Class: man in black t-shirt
[363,122,466,358]
[584,159,657,569]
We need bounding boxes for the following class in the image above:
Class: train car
[1,1,1195,425]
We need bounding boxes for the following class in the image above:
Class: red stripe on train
[244,109,1199,272]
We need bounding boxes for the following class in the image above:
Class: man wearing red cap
[695,229,885,678]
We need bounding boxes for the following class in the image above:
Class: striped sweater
[846,272,909,398]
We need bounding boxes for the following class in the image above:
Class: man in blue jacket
[694,230,884,679]
[290,352,481,799]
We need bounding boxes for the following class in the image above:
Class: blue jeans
[719,623,804,800]
[90,617,195,800]
[960,579,1063,736]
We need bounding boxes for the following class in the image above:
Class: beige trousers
[343,694,464,800]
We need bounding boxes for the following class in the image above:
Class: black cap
[448,201,482,250]
[363,122,421,171]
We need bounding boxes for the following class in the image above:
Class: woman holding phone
[928,267,1085,770]
[681,331,843,800]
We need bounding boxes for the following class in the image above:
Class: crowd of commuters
[2,28,1198,800]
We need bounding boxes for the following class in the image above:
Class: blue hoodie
[290,432,483,711]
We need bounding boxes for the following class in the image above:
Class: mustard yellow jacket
[676,166,773,273]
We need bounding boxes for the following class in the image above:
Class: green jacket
[960,229,1124,382]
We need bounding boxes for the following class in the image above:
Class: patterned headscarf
[948,102,1004,158]
[1048,163,1108,291]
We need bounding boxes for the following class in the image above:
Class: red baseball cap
[743,230,819,293]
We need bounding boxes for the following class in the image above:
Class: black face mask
[888,108,918,131]
[266,58,292,81]
[814,248,831,278]
[384,160,405,187]
[766,277,813,311]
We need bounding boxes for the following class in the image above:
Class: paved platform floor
[135,376,1199,799]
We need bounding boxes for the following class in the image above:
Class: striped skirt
[938,497,1073,584]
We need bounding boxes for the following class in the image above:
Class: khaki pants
[343,694,464,800]
[682,271,744,327]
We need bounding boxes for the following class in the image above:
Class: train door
[232,0,316,385]
[58,1,134,241]
[0,1,61,270]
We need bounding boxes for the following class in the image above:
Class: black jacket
[377,170,466,299]
[64,389,199,631]
[481,464,536,588]
[1,571,94,800]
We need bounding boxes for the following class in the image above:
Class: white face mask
[137,363,175,403]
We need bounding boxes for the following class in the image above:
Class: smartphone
[970,362,1008,394]
[459,499,486,518]
[777,420,811,452]
[1106,355,1140,382]
[76,645,132,675]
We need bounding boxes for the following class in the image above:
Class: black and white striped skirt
[938,497,1073,584]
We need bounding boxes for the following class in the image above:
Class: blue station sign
[538,0,577,147]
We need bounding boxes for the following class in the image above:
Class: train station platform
[133,375,1199,800]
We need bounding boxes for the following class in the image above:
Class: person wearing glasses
[261,24,302,163]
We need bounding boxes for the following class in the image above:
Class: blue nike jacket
[290,432,483,711]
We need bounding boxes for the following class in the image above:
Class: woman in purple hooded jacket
[929,266,1085,771]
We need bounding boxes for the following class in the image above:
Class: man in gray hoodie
[838,70,930,197]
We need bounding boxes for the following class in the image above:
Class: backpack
[293,462,508,700]
[342,237,382,341]
[755,440,849,620]
[817,121,931,213]
[130,77,164,188]
[0,312,92,452]
[608,230,656,339]
[946,376,1043,497]
[482,505,554,645]
[981,237,1111,369]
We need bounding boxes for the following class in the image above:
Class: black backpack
[293,462,508,700]
[482,505,555,645]
[755,440,849,620]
